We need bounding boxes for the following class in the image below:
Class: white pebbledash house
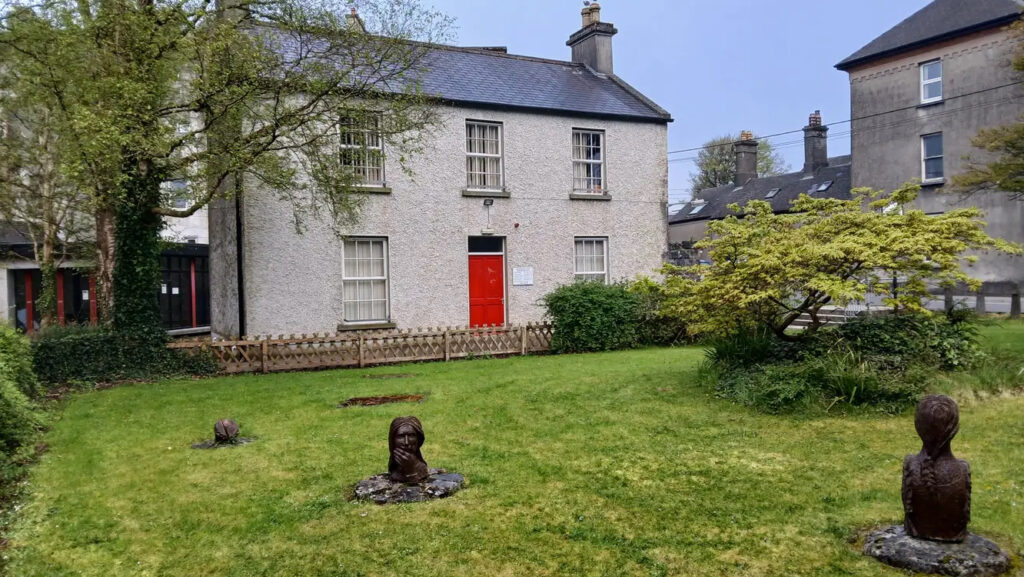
[209,3,672,337]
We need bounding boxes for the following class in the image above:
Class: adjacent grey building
[836,0,1024,285]
[210,4,671,337]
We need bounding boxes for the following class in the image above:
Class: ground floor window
[342,237,389,323]
[574,237,608,283]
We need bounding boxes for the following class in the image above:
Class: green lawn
[6,323,1024,576]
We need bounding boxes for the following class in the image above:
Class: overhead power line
[667,93,1022,165]
[666,81,1022,156]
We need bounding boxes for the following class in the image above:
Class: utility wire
[667,94,1022,164]
[666,81,1023,155]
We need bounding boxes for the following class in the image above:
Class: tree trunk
[111,156,164,341]
[95,205,116,322]
[38,231,59,328]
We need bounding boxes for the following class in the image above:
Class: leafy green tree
[952,19,1024,200]
[689,134,789,195]
[0,0,452,338]
[661,183,1021,340]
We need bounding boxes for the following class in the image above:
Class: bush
[0,325,39,398]
[32,325,218,386]
[627,278,689,346]
[0,329,42,494]
[0,366,39,458]
[543,282,641,353]
[834,310,983,370]
[702,311,981,413]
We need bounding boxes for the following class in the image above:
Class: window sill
[336,322,396,332]
[570,192,612,201]
[352,186,392,194]
[462,188,510,198]
[921,178,946,187]
[918,99,944,109]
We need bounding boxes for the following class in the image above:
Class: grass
[4,322,1024,576]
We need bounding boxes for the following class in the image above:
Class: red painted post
[24,272,34,335]
[56,269,65,326]
[88,276,98,325]
[190,258,198,328]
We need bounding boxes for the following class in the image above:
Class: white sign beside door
[512,267,534,286]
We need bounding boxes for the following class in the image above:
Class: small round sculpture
[865,395,1009,576]
[353,416,465,504]
[191,419,252,449]
[214,419,240,444]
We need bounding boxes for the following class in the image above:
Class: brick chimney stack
[803,110,829,174]
[567,2,617,75]
[734,131,758,186]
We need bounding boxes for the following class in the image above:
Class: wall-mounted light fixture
[482,198,495,235]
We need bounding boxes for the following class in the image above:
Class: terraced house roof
[669,156,852,225]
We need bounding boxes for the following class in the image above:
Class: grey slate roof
[0,222,32,246]
[415,46,670,122]
[668,156,853,225]
[836,0,1023,70]
[268,26,670,122]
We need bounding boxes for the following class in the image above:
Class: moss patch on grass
[4,324,1024,576]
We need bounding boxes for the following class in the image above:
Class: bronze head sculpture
[388,416,430,483]
[214,419,240,443]
[902,395,971,542]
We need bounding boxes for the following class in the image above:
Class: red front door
[468,255,505,327]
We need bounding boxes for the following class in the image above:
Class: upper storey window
[572,129,605,193]
[466,121,503,190]
[920,60,942,104]
[922,133,944,182]
[339,113,384,186]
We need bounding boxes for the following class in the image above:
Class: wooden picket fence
[168,323,554,374]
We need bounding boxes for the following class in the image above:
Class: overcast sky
[422,0,932,206]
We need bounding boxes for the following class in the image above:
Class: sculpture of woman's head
[389,416,425,455]
[914,395,959,457]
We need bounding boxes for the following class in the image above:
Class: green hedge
[543,281,641,353]
[32,325,218,386]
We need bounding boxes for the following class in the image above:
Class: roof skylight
[688,204,706,215]
[817,180,834,192]
[765,188,781,199]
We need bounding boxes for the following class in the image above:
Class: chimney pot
[581,3,601,27]
[734,132,758,186]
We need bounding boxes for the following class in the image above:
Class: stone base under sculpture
[865,526,1010,577]
[353,468,465,504]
